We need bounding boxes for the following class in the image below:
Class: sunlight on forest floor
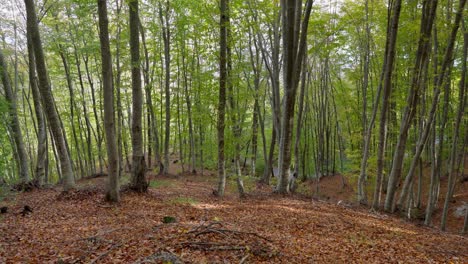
[0,174,466,263]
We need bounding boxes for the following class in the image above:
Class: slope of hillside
[0,174,466,263]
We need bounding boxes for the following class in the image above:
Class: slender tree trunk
[129,0,147,192]
[225,3,245,197]
[356,0,371,203]
[425,121,437,225]
[292,56,308,192]
[440,26,467,231]
[56,39,84,177]
[140,19,162,172]
[361,2,391,207]
[0,48,30,183]
[386,0,465,212]
[83,53,104,173]
[277,0,313,194]
[24,0,75,190]
[395,0,438,210]
[246,25,262,177]
[181,37,196,174]
[365,0,403,207]
[114,0,123,173]
[26,30,46,185]
[159,1,171,175]
[256,3,281,184]
[217,0,228,196]
[98,0,120,202]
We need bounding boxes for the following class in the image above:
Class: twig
[215,229,273,243]
[193,228,229,238]
[188,221,223,234]
[239,254,249,264]
[180,242,246,251]
[89,243,122,264]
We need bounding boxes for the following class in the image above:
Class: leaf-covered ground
[0,174,467,263]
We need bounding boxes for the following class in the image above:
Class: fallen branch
[188,221,273,243]
[180,241,246,251]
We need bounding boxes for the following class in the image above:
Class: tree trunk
[225,2,245,198]
[0,48,30,183]
[395,0,438,210]
[98,0,120,202]
[181,37,196,174]
[292,56,308,192]
[365,0,402,208]
[26,30,46,185]
[440,24,467,231]
[216,0,228,197]
[129,0,147,192]
[56,37,84,177]
[24,0,75,190]
[83,53,104,173]
[140,19,162,173]
[159,1,171,175]
[277,0,313,194]
[386,0,465,212]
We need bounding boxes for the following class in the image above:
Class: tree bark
[216,0,228,197]
[129,0,147,192]
[440,23,467,231]
[0,48,30,183]
[368,0,403,208]
[385,0,465,212]
[98,0,120,202]
[159,1,171,175]
[395,0,438,210]
[24,0,75,190]
[26,30,46,185]
[277,0,313,194]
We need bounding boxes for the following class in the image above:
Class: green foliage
[0,97,13,182]
[0,0,465,204]
[149,179,174,189]
[162,216,177,223]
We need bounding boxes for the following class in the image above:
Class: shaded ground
[0,174,467,263]
[301,171,468,233]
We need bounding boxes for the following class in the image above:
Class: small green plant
[149,179,173,189]
[162,216,177,223]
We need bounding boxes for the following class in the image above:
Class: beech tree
[276,0,313,194]
[216,0,228,197]
[0,48,29,184]
[24,0,75,190]
[97,0,120,202]
[129,0,147,192]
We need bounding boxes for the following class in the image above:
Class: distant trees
[0,48,29,184]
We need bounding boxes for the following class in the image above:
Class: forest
[0,0,467,262]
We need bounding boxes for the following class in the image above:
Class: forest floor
[0,172,467,263]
